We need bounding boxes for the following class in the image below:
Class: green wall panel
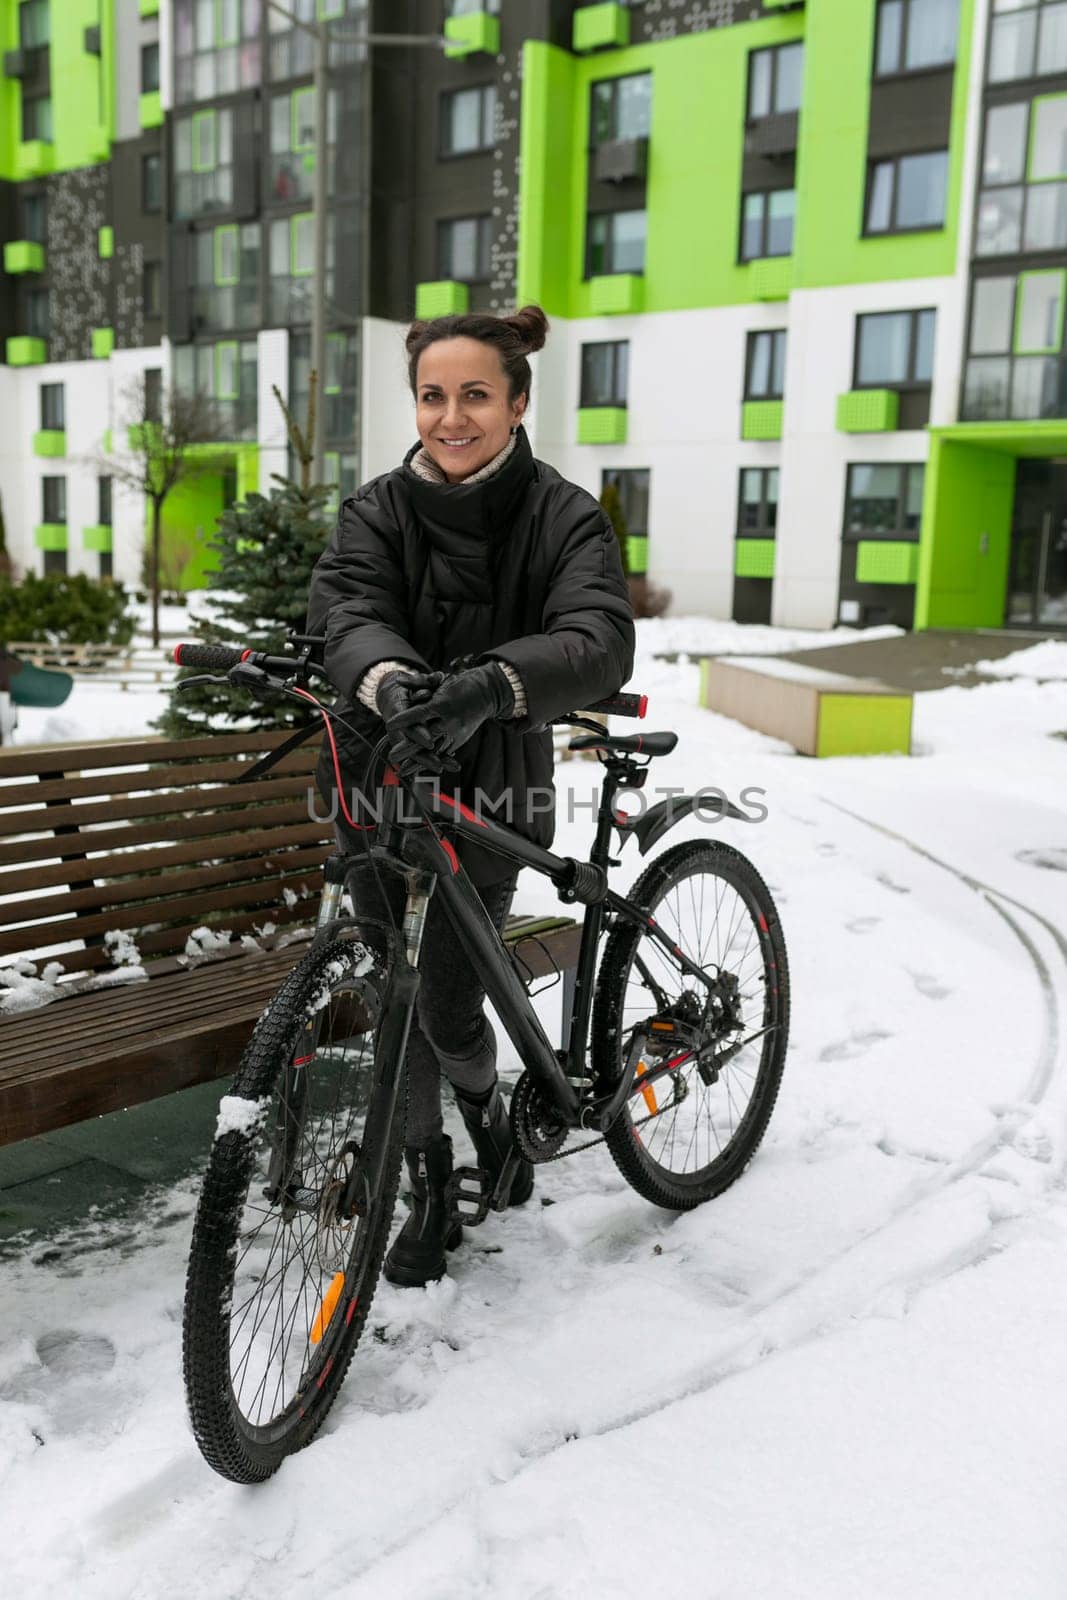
[82,525,114,553]
[816,694,913,758]
[92,327,114,358]
[139,90,163,130]
[627,534,648,573]
[6,336,47,365]
[917,431,1017,629]
[795,0,975,289]
[741,400,784,440]
[519,0,976,316]
[0,0,114,179]
[589,273,643,314]
[573,4,631,53]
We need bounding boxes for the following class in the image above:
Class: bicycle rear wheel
[182,935,402,1483]
[591,839,789,1209]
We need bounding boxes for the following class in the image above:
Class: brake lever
[176,673,227,694]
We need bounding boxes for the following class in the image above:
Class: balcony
[415,280,470,318]
[92,328,114,359]
[6,337,47,365]
[444,13,500,58]
[855,541,919,585]
[83,526,114,553]
[4,241,45,274]
[33,430,66,458]
[741,401,784,441]
[734,540,776,579]
[836,389,900,433]
[589,274,644,315]
[749,258,793,302]
[573,3,630,54]
[594,137,649,186]
[34,524,68,552]
[16,141,55,180]
[745,112,800,161]
[577,407,627,445]
[139,91,163,130]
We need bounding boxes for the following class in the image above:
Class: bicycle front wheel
[591,839,789,1210]
[182,935,402,1483]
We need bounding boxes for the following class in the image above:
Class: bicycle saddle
[567,731,678,757]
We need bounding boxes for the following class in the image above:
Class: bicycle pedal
[445,1165,491,1227]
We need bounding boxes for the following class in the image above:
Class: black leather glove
[389,661,515,763]
[375,667,442,727]
[375,668,451,779]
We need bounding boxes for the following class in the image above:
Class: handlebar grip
[585,691,647,720]
[173,643,248,671]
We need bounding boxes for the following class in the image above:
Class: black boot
[455,1084,534,1208]
[384,1134,463,1288]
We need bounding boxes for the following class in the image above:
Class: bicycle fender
[625,792,748,856]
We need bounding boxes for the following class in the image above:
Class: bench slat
[0,800,323,870]
[0,748,319,810]
[0,773,320,839]
[0,822,332,897]
[0,728,293,778]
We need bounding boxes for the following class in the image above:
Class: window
[269,213,334,322]
[874,0,959,75]
[441,85,496,156]
[740,190,795,260]
[21,192,46,244]
[268,85,344,203]
[289,329,358,445]
[173,338,258,438]
[866,150,948,233]
[173,0,260,104]
[587,209,647,276]
[748,43,803,120]
[39,383,64,431]
[591,73,652,144]
[21,95,52,143]
[143,260,162,319]
[144,367,163,423]
[173,107,235,218]
[26,286,49,338]
[42,475,66,523]
[437,215,492,283]
[844,464,924,539]
[98,475,112,525]
[1031,95,1067,182]
[190,224,259,330]
[976,96,1067,255]
[989,0,1067,86]
[141,41,160,93]
[737,468,779,539]
[602,468,650,536]
[744,329,787,400]
[446,0,500,13]
[855,309,936,386]
[962,270,1067,419]
[142,151,162,212]
[19,0,49,50]
[581,341,629,408]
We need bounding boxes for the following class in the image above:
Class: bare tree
[272,368,319,492]
[88,375,225,646]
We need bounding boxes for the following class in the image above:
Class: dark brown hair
[405,305,550,405]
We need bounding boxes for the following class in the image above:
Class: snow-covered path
[2,628,1066,1597]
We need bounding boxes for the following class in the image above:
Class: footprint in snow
[845,916,881,935]
[35,1329,116,1378]
[876,871,911,895]
[816,842,838,857]
[819,1030,893,1063]
[910,971,951,1000]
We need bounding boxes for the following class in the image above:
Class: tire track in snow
[346,803,1066,1590]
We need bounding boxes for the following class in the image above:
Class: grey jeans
[345,852,517,1145]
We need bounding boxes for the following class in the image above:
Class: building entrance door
[1008,461,1067,628]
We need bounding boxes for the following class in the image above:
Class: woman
[307,304,635,1288]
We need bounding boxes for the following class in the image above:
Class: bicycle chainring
[510,1070,569,1163]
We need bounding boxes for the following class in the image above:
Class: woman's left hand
[389,662,514,763]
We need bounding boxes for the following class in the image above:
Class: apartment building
[0,0,1063,632]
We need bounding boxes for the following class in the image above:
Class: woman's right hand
[377,669,452,778]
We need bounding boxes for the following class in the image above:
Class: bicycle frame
[317,760,723,1140]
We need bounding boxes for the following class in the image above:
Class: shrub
[0,573,137,646]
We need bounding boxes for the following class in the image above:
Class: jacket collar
[400,426,537,540]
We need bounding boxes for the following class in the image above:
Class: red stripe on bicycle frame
[292,1053,315,1067]
[440,838,459,874]
[438,792,487,828]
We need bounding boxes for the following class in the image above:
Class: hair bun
[507,304,549,355]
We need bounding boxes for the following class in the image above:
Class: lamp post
[265,3,448,485]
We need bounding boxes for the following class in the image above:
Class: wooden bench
[700,654,913,757]
[0,732,580,1147]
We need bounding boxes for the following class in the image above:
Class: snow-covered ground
[2,623,1066,1598]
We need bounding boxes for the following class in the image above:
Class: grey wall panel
[46,167,110,362]
[114,0,144,142]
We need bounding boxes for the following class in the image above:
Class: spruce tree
[599,481,630,577]
[156,476,334,737]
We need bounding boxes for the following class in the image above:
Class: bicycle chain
[540,1102,669,1164]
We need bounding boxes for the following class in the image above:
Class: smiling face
[415,337,528,483]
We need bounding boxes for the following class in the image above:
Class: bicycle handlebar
[173,640,646,717]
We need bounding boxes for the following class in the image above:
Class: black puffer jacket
[307,427,635,883]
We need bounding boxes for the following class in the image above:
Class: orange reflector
[310,1271,345,1345]
[634,1061,657,1117]
[650,1021,674,1032]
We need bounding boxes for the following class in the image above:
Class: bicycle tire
[182,935,404,1483]
[591,839,789,1210]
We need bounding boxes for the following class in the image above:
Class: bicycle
[177,638,790,1483]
